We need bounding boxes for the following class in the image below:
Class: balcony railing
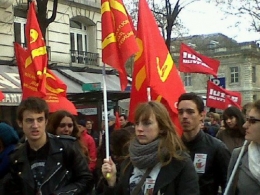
[71,50,99,66]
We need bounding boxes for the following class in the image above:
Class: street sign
[210,77,225,88]
[82,82,101,92]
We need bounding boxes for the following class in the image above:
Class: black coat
[3,133,93,195]
[104,153,200,195]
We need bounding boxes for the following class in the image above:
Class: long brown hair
[134,101,187,166]
[46,110,89,161]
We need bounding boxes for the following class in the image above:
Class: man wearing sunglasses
[3,97,93,195]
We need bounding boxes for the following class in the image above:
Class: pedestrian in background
[178,92,230,195]
[102,101,199,195]
[216,106,245,152]
[226,99,260,195]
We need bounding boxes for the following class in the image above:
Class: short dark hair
[177,92,204,113]
[119,114,128,120]
[17,97,49,122]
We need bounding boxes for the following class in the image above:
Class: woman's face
[56,116,74,136]
[225,116,237,129]
[243,108,260,144]
[135,113,160,145]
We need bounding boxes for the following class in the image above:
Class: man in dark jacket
[4,97,93,195]
[177,92,231,195]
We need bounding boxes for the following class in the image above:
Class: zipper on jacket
[38,165,62,193]
[56,188,78,195]
[54,170,69,190]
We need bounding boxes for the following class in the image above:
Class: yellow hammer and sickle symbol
[134,38,146,91]
[30,29,39,43]
[45,73,65,94]
[101,0,128,49]
[156,53,173,82]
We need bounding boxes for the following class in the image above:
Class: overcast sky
[179,1,260,43]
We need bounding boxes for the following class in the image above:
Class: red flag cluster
[179,43,220,77]
[101,0,139,91]
[14,2,77,115]
[128,0,185,135]
[206,81,242,109]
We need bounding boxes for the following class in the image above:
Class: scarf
[129,138,161,169]
[248,141,260,183]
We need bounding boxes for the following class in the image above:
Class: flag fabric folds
[14,43,77,115]
[179,43,220,77]
[101,0,139,91]
[25,1,48,95]
[206,81,242,110]
[129,0,185,135]
[0,91,4,101]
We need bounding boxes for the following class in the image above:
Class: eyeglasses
[246,117,260,124]
[59,123,73,128]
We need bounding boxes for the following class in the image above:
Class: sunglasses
[59,123,73,128]
[246,117,260,124]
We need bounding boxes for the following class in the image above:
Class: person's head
[85,118,93,130]
[0,123,19,152]
[242,102,253,118]
[110,126,135,161]
[77,119,87,134]
[119,114,128,127]
[243,100,260,143]
[208,112,220,124]
[108,115,116,126]
[222,106,245,134]
[16,97,49,142]
[177,92,205,133]
[47,110,79,138]
[134,101,186,162]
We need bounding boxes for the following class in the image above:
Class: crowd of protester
[0,93,258,195]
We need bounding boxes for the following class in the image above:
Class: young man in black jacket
[177,92,231,195]
[4,97,93,195]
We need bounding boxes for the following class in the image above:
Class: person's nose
[243,121,248,129]
[32,120,39,128]
[135,124,144,132]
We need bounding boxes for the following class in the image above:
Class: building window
[252,66,256,83]
[184,73,192,86]
[230,67,239,83]
[14,17,26,46]
[70,20,88,64]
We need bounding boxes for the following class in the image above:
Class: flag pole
[102,63,110,160]
[147,87,151,101]
[223,140,248,195]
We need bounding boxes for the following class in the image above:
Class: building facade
[171,33,260,106]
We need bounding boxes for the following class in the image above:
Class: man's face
[178,100,204,132]
[85,121,93,130]
[18,111,47,142]
[119,116,126,127]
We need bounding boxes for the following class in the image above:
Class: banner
[129,0,185,135]
[206,81,242,110]
[25,1,48,95]
[101,0,139,90]
[14,43,77,115]
[179,43,220,77]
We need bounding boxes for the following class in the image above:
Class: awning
[0,65,130,106]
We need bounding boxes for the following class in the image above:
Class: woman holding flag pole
[101,101,199,195]
[224,99,260,195]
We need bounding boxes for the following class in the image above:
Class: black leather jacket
[4,133,93,195]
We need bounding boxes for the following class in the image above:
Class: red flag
[114,111,121,130]
[129,0,185,135]
[25,1,48,95]
[101,0,139,90]
[0,91,4,101]
[14,43,77,115]
[206,81,242,110]
[179,43,220,77]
